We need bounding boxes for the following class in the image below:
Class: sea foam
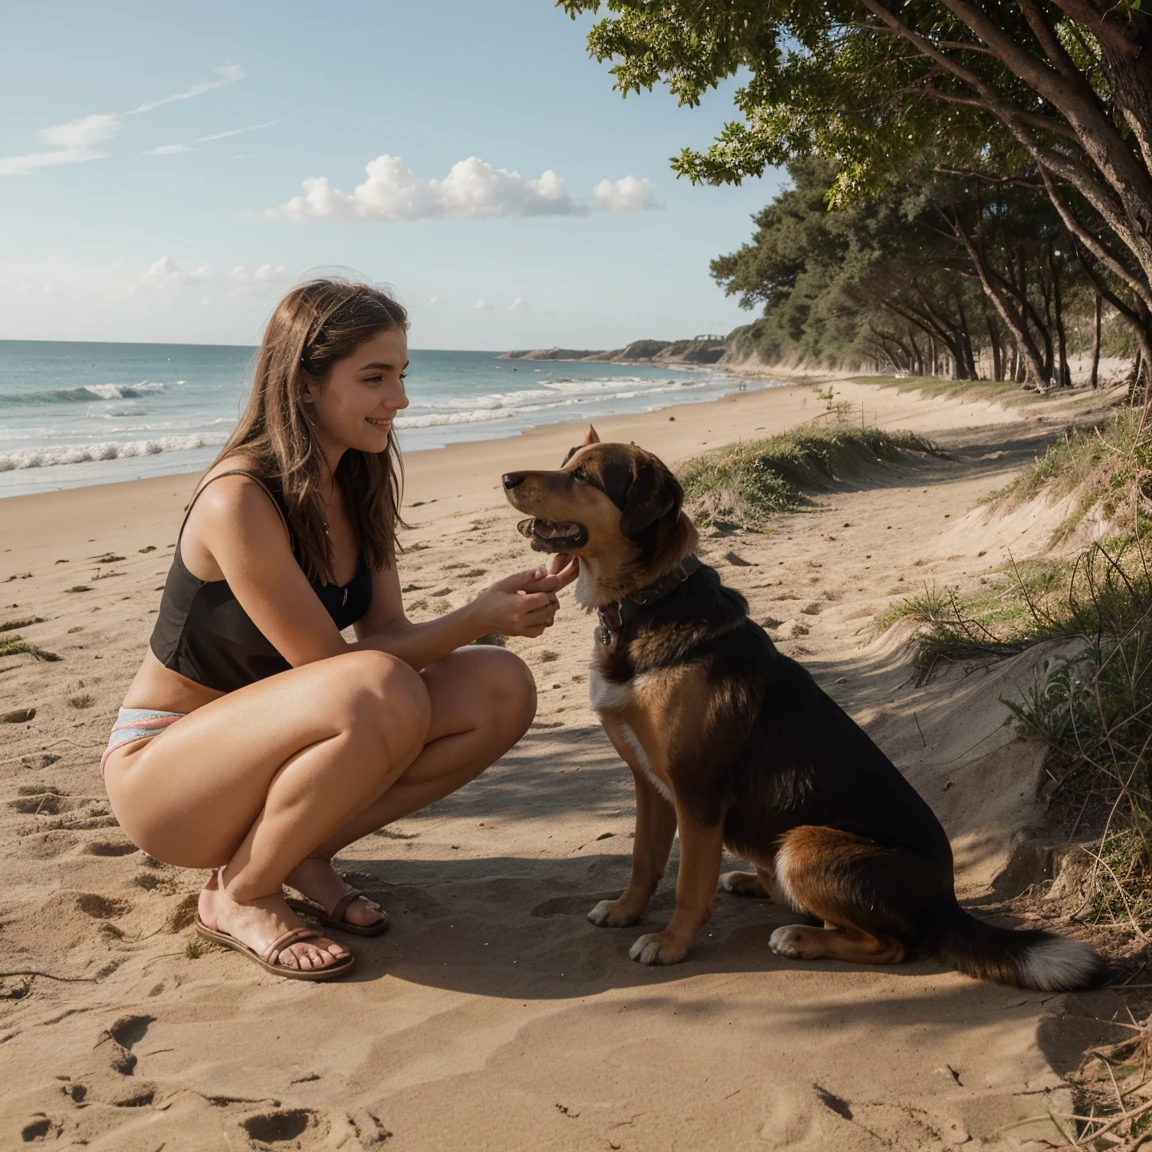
[0,433,219,471]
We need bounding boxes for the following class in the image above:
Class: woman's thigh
[104,650,428,863]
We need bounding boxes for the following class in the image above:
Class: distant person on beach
[100,279,577,980]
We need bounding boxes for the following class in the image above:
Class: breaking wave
[0,433,223,471]
[0,381,168,406]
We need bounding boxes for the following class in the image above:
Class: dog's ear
[563,425,601,465]
[620,459,682,539]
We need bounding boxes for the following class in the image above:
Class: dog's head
[502,425,696,605]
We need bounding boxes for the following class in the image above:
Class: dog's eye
[571,467,588,483]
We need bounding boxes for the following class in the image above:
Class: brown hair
[215,277,408,582]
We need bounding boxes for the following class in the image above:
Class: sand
[0,377,1132,1151]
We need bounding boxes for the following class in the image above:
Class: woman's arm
[190,473,577,674]
[350,559,577,671]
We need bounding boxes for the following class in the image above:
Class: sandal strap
[329,889,366,922]
[262,927,321,967]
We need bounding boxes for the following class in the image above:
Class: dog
[502,426,1106,990]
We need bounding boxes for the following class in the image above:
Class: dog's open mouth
[517,517,588,552]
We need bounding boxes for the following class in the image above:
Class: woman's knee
[459,648,538,732]
[332,650,432,750]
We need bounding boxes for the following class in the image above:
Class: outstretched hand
[472,558,578,639]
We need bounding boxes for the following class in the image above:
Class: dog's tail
[929,901,1107,991]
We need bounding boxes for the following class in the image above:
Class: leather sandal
[195,918,356,980]
[286,887,390,938]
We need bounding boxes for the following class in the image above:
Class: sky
[0,0,781,350]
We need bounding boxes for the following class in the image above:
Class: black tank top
[149,470,373,693]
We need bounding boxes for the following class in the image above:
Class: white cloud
[140,256,182,290]
[0,146,108,176]
[144,119,280,157]
[472,299,496,311]
[0,113,121,175]
[0,65,246,177]
[509,297,529,311]
[590,176,657,212]
[40,113,122,150]
[227,263,286,283]
[128,64,245,114]
[268,154,657,222]
[139,257,285,292]
[427,295,440,306]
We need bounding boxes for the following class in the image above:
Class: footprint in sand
[101,1014,154,1076]
[85,840,138,857]
[242,1108,326,1146]
[76,893,130,920]
[11,786,63,814]
[21,1116,62,1142]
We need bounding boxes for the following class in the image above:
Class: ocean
[0,340,771,499]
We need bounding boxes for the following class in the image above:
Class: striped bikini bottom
[101,707,186,776]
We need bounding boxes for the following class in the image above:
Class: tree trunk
[986,310,1003,381]
[1090,290,1101,389]
[953,219,1049,385]
[1052,251,1072,387]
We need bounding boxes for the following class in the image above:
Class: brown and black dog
[502,426,1106,990]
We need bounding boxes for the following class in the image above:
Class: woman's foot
[197,872,351,973]
[285,855,387,930]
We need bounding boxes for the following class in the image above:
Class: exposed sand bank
[0,378,1130,1150]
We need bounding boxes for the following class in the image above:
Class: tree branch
[1018,0,1084,82]
[932,89,1080,142]
[1045,0,1143,62]
[1040,168,1152,310]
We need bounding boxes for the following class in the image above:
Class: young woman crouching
[101,279,576,979]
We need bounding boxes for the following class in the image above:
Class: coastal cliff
[498,336,728,366]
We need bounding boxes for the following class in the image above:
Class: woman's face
[303,327,410,462]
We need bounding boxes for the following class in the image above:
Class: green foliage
[0,635,30,658]
[679,426,936,530]
[1010,411,1152,511]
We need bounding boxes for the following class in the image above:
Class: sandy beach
[0,377,1132,1151]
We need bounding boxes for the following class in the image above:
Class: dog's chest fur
[588,645,676,804]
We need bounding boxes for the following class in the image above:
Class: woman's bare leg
[103,650,431,972]
[285,647,536,926]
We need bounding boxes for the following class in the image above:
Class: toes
[628,933,688,966]
[588,899,637,927]
[768,926,812,959]
[588,900,615,926]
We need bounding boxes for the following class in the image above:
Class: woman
[102,279,576,980]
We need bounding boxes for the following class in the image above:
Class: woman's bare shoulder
[187,456,287,540]
[196,452,263,488]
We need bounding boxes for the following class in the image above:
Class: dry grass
[679,426,938,531]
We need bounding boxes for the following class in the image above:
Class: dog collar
[595,554,701,645]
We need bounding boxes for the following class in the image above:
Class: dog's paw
[769,925,818,960]
[719,870,766,897]
[629,932,689,966]
[588,899,639,927]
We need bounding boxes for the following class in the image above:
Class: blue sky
[0,1,781,349]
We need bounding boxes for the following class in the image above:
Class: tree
[559,0,1152,389]
[712,157,1103,383]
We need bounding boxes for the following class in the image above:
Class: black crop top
[149,470,373,693]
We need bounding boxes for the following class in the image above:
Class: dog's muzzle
[516,517,588,552]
